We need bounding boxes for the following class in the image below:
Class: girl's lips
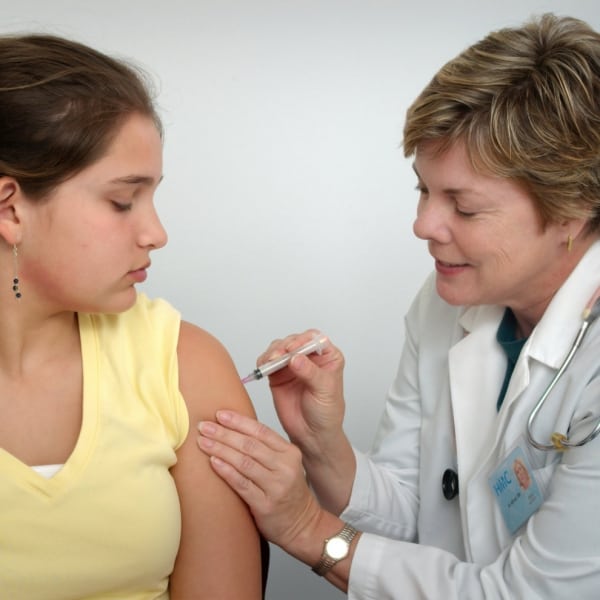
[128,268,148,283]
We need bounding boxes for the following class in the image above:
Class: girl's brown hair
[0,34,161,199]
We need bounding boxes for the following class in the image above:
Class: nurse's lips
[437,260,468,267]
[435,259,469,275]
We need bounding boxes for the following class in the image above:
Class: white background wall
[3,1,598,598]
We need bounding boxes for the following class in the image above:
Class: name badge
[488,445,543,534]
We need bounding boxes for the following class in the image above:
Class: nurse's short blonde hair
[403,13,600,233]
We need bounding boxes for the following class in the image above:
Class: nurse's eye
[414,183,428,196]
[456,207,477,217]
[111,200,133,212]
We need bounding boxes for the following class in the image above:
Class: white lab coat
[341,240,600,599]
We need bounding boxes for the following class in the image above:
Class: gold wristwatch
[312,522,358,576]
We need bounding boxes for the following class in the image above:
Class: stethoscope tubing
[526,292,600,451]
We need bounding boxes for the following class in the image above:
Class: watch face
[326,537,349,560]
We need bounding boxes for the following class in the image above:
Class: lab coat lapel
[449,305,505,487]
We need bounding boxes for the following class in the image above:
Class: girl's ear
[0,177,23,245]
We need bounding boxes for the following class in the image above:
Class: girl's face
[412,140,571,332]
[19,113,167,314]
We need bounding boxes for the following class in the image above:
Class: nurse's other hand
[197,410,321,549]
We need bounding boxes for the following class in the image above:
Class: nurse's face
[412,140,568,331]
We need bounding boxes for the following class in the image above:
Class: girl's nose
[139,205,168,249]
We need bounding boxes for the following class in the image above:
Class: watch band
[312,522,358,576]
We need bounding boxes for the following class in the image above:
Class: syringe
[241,332,329,384]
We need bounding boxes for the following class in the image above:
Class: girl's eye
[111,201,133,212]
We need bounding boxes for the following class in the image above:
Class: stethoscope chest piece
[442,468,459,500]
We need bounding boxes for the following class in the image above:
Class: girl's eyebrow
[108,174,164,186]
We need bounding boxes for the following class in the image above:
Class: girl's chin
[90,289,138,314]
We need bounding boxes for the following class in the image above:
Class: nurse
[198,13,600,599]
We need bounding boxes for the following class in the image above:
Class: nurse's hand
[197,410,322,550]
[258,330,346,459]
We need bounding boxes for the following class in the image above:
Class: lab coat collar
[527,239,600,369]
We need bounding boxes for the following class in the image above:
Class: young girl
[0,33,263,599]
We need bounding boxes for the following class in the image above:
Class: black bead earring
[12,244,21,299]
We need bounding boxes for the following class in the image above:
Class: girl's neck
[0,308,79,378]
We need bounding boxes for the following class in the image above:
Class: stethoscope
[442,287,600,500]
[526,288,600,451]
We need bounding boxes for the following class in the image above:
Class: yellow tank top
[0,294,189,599]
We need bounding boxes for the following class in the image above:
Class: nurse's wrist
[300,434,356,514]
[296,427,351,464]
[287,506,355,569]
[294,509,360,592]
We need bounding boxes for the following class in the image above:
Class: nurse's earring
[567,234,573,253]
[12,244,21,299]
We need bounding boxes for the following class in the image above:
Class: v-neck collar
[0,312,99,497]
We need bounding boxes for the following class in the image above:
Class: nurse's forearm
[302,430,357,515]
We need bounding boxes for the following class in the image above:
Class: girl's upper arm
[169,320,263,600]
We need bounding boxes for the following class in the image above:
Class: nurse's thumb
[289,353,315,380]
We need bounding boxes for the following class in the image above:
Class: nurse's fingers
[197,411,300,483]
[197,414,305,516]
[257,329,323,366]
[205,410,289,453]
[206,453,270,514]
[205,444,311,549]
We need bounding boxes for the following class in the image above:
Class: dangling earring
[12,244,21,299]
[567,234,573,253]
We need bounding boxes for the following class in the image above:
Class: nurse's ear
[563,217,590,243]
[0,177,24,245]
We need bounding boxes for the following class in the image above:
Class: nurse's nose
[412,196,452,244]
